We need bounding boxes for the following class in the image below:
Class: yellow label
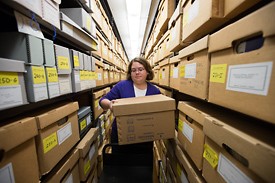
[95,99,99,108]
[57,56,69,70]
[180,65,185,77]
[73,55,79,67]
[46,67,58,82]
[84,160,91,175]
[178,118,183,132]
[91,71,96,80]
[203,143,219,168]
[183,12,188,27]
[91,41,98,50]
[0,72,19,86]
[170,68,173,77]
[43,132,58,153]
[80,119,87,131]
[176,163,181,176]
[159,72,162,79]
[86,18,91,32]
[32,66,46,84]
[210,64,227,83]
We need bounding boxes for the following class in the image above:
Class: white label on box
[185,63,196,78]
[182,122,193,143]
[162,71,166,79]
[75,73,80,82]
[34,83,48,101]
[86,115,91,126]
[97,73,102,80]
[48,82,60,98]
[217,153,254,183]
[187,0,199,24]
[15,11,44,39]
[57,122,72,145]
[0,163,15,183]
[0,85,23,109]
[89,144,96,160]
[226,62,272,96]
[64,173,73,183]
[173,67,179,78]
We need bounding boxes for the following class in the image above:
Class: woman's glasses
[131,67,145,73]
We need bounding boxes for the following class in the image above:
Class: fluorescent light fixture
[107,0,151,61]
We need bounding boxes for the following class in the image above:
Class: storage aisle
[0,0,274,183]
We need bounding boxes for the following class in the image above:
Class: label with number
[43,132,58,153]
[73,55,79,67]
[57,56,70,69]
[203,143,219,168]
[180,65,185,77]
[32,66,46,84]
[0,72,19,86]
[80,119,87,131]
[210,64,227,83]
[46,67,58,82]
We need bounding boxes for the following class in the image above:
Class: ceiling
[106,0,159,61]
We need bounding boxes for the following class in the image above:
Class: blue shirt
[99,79,161,143]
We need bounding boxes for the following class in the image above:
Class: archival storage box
[0,117,39,183]
[112,94,176,145]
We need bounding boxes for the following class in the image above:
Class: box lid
[209,2,275,53]
[78,106,91,119]
[35,102,79,129]
[0,117,37,152]
[76,128,99,157]
[113,94,175,116]
[0,57,25,72]
[178,35,209,59]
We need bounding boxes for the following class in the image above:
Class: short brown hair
[126,57,154,80]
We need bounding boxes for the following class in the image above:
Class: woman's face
[130,61,148,85]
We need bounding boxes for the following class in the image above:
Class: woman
[99,56,160,159]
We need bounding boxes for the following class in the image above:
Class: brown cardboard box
[34,102,80,175]
[169,55,181,90]
[203,112,275,183]
[0,117,39,182]
[178,35,210,100]
[93,87,110,119]
[202,137,265,183]
[95,59,104,87]
[177,101,207,171]
[43,149,80,183]
[76,128,99,181]
[175,145,206,183]
[112,94,176,145]
[159,58,170,87]
[208,2,275,124]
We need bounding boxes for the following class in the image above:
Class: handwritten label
[80,119,87,131]
[57,56,69,70]
[73,55,79,67]
[46,67,58,82]
[32,66,46,84]
[84,160,91,175]
[203,143,219,168]
[210,64,227,83]
[180,66,185,77]
[43,132,58,153]
[0,72,19,86]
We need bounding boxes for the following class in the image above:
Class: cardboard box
[208,2,275,124]
[25,65,49,102]
[112,94,176,145]
[34,102,80,175]
[95,59,104,86]
[0,58,28,110]
[93,87,110,119]
[76,128,99,181]
[45,66,60,99]
[42,149,80,183]
[159,58,170,87]
[202,137,265,183]
[0,117,39,183]
[43,38,56,66]
[203,112,275,183]
[0,32,44,65]
[54,44,72,75]
[42,0,61,29]
[178,35,210,100]
[169,55,181,90]
[177,101,208,171]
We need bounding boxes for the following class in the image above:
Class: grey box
[70,49,80,70]
[78,51,84,70]
[54,44,72,74]
[71,69,81,93]
[25,65,48,102]
[43,38,56,66]
[0,57,28,110]
[83,54,91,71]
[58,74,72,95]
[45,66,60,99]
[0,32,44,65]
[77,106,92,137]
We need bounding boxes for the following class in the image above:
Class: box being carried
[112,94,176,145]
